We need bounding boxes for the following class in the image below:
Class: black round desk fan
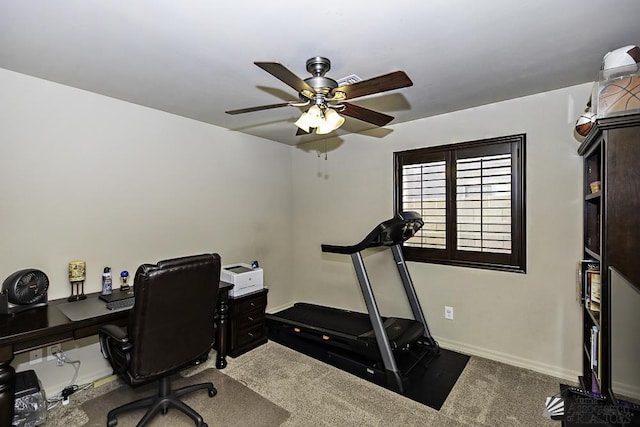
[1,269,49,315]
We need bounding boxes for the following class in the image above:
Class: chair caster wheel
[107,418,118,427]
[162,407,169,415]
[202,423,208,427]
[208,387,217,397]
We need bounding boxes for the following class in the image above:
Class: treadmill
[266,211,439,393]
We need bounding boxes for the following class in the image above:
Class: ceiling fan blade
[334,71,413,100]
[225,102,291,115]
[340,102,394,126]
[255,62,314,94]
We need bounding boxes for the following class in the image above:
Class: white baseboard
[266,301,294,314]
[434,336,581,384]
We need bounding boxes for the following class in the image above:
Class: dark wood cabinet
[577,112,640,399]
[227,288,268,357]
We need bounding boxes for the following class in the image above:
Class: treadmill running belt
[273,303,377,337]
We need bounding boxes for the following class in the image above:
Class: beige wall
[0,68,294,306]
[291,83,592,380]
[1,68,294,394]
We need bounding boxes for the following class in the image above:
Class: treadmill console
[377,211,423,246]
[322,211,424,254]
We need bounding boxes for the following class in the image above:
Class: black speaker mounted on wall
[0,269,49,315]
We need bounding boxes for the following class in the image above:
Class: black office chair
[98,253,221,427]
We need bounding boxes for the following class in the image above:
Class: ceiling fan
[225,57,413,135]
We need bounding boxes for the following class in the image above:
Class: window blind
[401,160,446,249]
[456,154,511,253]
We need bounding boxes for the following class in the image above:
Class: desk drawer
[236,323,267,349]
[233,292,267,315]
[236,310,265,331]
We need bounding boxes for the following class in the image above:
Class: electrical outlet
[47,344,63,362]
[444,306,454,320]
[29,349,44,365]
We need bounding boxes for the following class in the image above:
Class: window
[394,134,526,273]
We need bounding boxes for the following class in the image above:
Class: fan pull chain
[315,140,328,160]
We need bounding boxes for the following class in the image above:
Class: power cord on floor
[46,351,93,410]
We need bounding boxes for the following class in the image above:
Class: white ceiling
[1,1,639,146]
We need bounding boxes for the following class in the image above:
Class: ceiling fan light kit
[315,108,346,135]
[293,112,311,133]
[294,104,346,134]
[295,105,323,132]
[225,56,413,136]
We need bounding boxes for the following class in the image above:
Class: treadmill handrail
[321,211,423,255]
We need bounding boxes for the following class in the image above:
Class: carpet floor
[45,341,565,426]
[80,369,289,426]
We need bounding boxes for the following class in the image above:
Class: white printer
[220,263,263,298]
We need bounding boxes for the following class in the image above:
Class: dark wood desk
[0,282,232,427]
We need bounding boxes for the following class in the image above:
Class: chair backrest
[127,253,221,380]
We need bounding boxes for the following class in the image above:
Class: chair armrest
[99,324,129,344]
[98,324,132,374]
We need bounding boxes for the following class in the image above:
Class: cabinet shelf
[577,112,640,401]
[585,191,601,201]
[583,343,590,359]
[584,248,600,261]
[586,308,600,328]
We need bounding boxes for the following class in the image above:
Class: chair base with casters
[107,375,217,427]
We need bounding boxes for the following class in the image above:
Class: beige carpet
[223,342,563,427]
[45,341,566,426]
[45,367,289,427]
[82,369,289,427]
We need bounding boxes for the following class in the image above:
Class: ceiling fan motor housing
[306,57,331,76]
[305,57,338,94]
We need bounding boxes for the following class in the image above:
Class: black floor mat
[403,348,470,410]
[268,322,469,410]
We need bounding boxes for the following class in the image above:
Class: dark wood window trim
[394,134,526,273]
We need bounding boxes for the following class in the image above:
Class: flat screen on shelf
[610,267,640,405]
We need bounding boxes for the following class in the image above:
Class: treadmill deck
[267,302,426,352]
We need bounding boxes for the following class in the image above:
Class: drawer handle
[247,332,254,338]
[249,302,255,307]
[247,316,254,322]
